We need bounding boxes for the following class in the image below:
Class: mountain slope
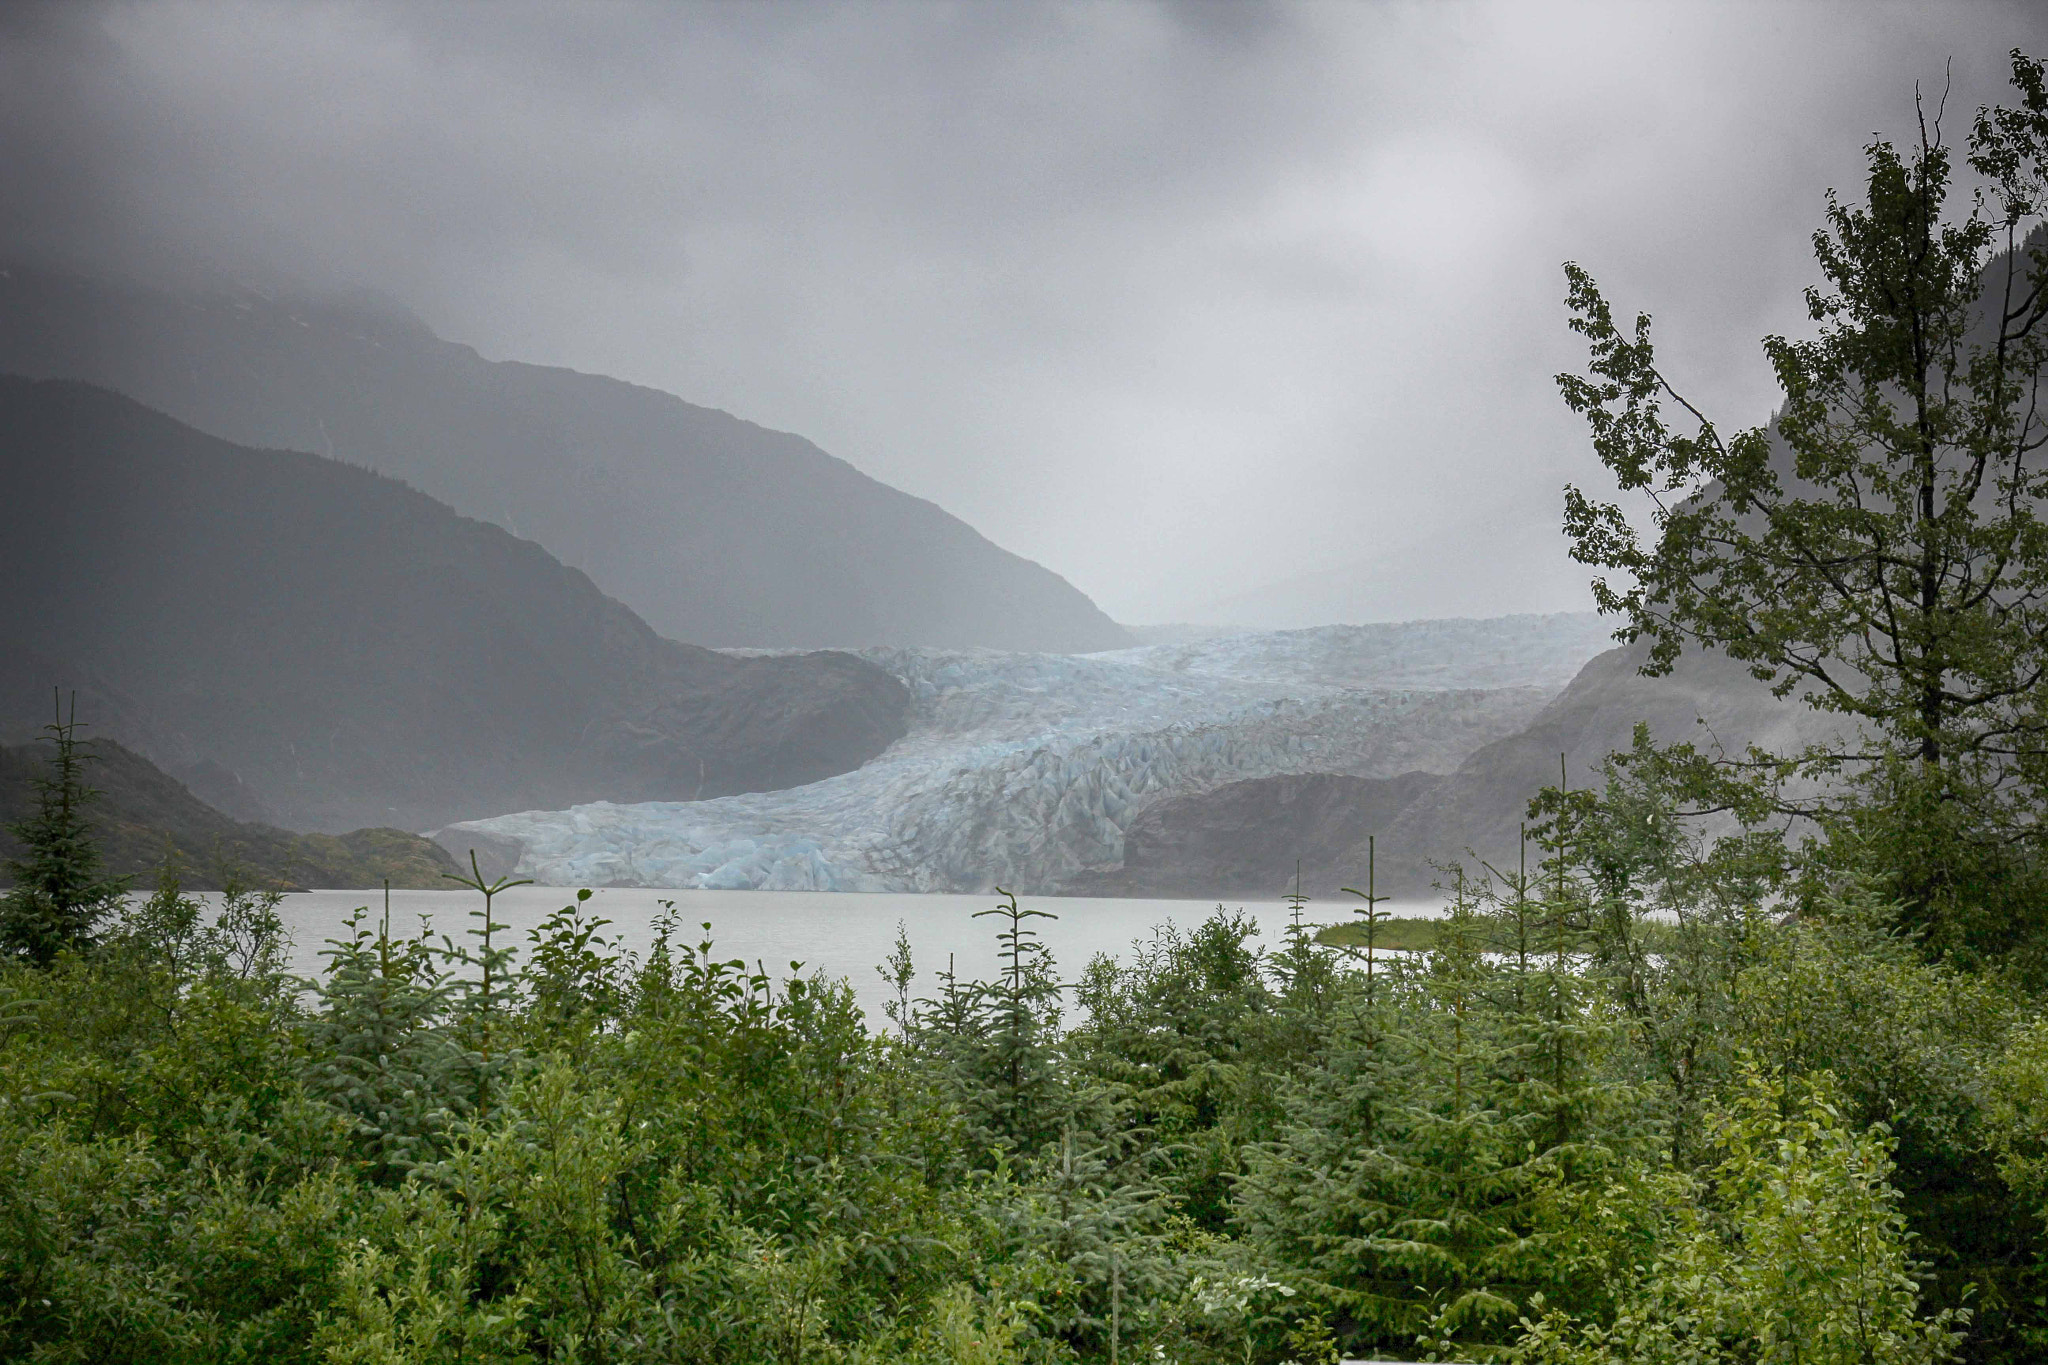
[0,738,459,890]
[1065,770,1444,900]
[1377,641,1844,886]
[0,265,1129,652]
[1078,641,1845,899]
[0,378,910,832]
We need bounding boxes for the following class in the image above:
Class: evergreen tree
[1240,844,1413,1345]
[0,695,128,965]
[963,888,1067,1155]
[1068,910,1274,1232]
[442,849,532,1121]
[302,894,470,1183]
[1376,871,1543,1356]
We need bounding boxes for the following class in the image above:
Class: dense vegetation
[4,797,2043,1363]
[1557,51,2048,967]
[9,48,2048,1365]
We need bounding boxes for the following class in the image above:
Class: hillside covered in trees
[0,735,458,890]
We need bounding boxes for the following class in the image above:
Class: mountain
[0,378,910,832]
[1077,640,1844,900]
[0,738,460,891]
[1065,770,1443,901]
[0,264,1130,652]
[1375,641,1845,887]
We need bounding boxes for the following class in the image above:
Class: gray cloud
[5,0,2046,623]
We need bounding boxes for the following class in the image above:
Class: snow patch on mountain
[1096,613,1615,691]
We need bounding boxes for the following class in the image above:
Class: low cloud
[5,0,2044,622]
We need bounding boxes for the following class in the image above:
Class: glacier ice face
[440,619,1606,893]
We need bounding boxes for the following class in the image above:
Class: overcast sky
[5,0,2046,624]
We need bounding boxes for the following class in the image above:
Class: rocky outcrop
[0,378,910,832]
[1064,770,1443,900]
[1071,641,1849,899]
[0,265,1129,652]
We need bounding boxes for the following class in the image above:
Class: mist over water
[232,886,1448,1023]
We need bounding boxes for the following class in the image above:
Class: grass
[1314,916,1442,952]
[1316,913,1689,957]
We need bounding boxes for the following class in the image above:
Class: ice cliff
[436,616,1611,893]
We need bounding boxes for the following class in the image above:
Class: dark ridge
[0,377,911,832]
[0,264,1130,652]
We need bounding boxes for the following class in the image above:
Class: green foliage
[1233,869,1650,1361]
[922,889,1070,1159]
[1512,1070,1965,1365]
[0,831,2010,1364]
[1989,1018,2048,1222]
[1312,914,1448,952]
[1558,50,2048,953]
[1,700,130,966]
[300,904,470,1184]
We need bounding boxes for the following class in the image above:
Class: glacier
[436,615,1611,893]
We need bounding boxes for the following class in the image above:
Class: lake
[252,886,1446,1024]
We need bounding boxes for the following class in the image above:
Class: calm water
[238,887,1445,1025]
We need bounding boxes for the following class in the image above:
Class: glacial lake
[249,887,1447,1024]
